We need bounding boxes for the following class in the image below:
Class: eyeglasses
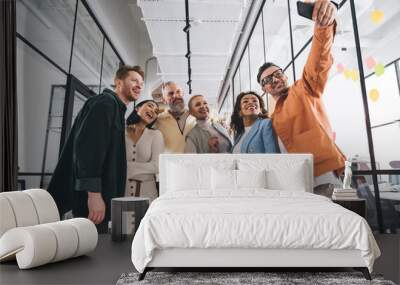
[132,78,144,87]
[260,69,284,87]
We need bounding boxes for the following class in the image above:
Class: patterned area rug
[116,271,395,285]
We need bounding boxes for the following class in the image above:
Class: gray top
[185,120,232,153]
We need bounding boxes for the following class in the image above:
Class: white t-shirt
[232,126,252,153]
[277,137,341,187]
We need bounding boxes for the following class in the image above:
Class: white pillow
[266,161,307,191]
[237,159,308,191]
[236,169,267,189]
[211,169,267,190]
[168,163,211,191]
[211,168,236,190]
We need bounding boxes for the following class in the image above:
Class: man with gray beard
[155,81,196,153]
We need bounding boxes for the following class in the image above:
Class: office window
[239,47,251,92]
[70,0,103,90]
[218,87,233,131]
[16,40,68,189]
[358,0,400,232]
[233,67,241,100]
[101,40,121,93]
[248,14,265,95]
[357,0,400,232]
[353,174,380,231]
[263,0,294,84]
[16,0,76,72]
[289,0,314,56]
[365,64,400,170]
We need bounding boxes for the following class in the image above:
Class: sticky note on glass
[375,63,385,76]
[336,63,345,73]
[344,68,352,80]
[370,9,384,24]
[369,89,380,102]
[365,56,376,69]
[351,69,359,81]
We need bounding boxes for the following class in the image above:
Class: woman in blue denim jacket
[231,91,278,154]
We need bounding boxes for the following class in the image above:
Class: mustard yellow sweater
[155,110,196,153]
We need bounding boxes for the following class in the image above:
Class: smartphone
[297,1,314,20]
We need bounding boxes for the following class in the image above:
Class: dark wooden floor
[0,235,133,285]
[1,234,398,284]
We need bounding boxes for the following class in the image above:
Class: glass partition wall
[16,0,123,190]
[219,0,400,233]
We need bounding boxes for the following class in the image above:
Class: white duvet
[131,190,380,273]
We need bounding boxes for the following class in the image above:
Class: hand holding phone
[297,1,337,26]
[297,1,314,20]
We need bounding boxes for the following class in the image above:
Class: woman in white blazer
[125,100,164,202]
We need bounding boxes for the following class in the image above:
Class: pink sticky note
[336,63,345,73]
[365,56,376,69]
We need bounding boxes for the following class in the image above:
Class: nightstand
[111,197,150,242]
[332,198,367,218]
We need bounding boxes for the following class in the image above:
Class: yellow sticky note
[369,89,380,102]
[351,69,359,81]
[375,63,385,76]
[344,68,352,80]
[370,9,384,24]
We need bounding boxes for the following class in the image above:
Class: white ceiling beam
[141,18,240,23]
[138,0,244,6]
[158,72,224,76]
[154,52,230,58]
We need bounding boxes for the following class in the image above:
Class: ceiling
[137,0,250,105]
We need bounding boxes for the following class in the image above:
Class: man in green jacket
[47,65,144,232]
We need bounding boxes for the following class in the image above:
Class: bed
[131,154,380,280]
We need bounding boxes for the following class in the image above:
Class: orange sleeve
[299,22,337,98]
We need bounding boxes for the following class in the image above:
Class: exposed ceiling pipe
[183,0,192,94]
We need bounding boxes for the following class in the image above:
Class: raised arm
[300,0,337,98]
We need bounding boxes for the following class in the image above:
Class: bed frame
[139,248,371,280]
[138,154,372,281]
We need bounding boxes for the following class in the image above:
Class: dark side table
[111,197,149,242]
[332,198,367,218]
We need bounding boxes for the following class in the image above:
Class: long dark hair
[126,99,159,129]
[230,91,269,141]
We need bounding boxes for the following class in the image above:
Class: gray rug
[117,271,396,285]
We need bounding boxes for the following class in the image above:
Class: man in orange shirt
[257,0,345,197]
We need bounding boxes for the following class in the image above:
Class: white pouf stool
[0,189,98,269]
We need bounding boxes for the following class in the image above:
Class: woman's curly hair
[230,91,269,141]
